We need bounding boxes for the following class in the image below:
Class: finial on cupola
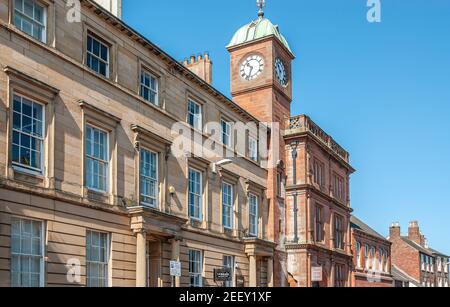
[257,0,266,18]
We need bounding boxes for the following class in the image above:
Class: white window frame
[383,250,388,273]
[371,247,376,270]
[364,244,370,270]
[223,255,235,287]
[355,242,361,268]
[13,0,47,43]
[187,99,202,130]
[140,70,159,106]
[221,119,232,147]
[249,193,259,237]
[86,230,110,288]
[189,249,203,287]
[188,168,203,221]
[248,136,258,162]
[86,33,110,78]
[85,124,109,193]
[11,94,45,175]
[140,148,159,208]
[222,182,233,230]
[11,217,45,287]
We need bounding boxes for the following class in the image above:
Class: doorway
[147,241,162,287]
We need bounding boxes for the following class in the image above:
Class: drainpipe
[290,141,299,243]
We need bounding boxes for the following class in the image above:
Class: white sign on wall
[312,266,323,282]
[170,261,181,277]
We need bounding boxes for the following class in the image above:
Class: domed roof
[227,17,293,55]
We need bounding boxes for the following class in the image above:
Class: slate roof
[400,237,434,256]
[350,216,388,242]
[427,247,449,257]
[391,265,420,287]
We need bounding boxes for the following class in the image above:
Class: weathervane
[257,0,266,18]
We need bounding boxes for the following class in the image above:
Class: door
[147,241,162,287]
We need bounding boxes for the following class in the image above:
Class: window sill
[85,66,111,81]
[12,165,44,179]
[86,189,110,204]
[11,166,45,187]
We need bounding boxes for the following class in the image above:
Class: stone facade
[0,0,360,287]
[283,116,354,287]
[0,0,274,287]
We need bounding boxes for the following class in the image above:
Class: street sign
[312,266,323,282]
[170,261,181,277]
[214,268,232,282]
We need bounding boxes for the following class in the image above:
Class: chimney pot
[389,222,401,239]
[182,51,213,85]
[408,220,423,246]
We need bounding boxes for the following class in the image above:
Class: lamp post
[290,141,299,243]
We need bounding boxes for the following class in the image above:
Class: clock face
[275,58,288,87]
[240,55,264,81]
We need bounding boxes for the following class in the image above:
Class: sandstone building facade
[0,0,357,287]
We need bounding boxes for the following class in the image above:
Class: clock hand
[247,63,254,76]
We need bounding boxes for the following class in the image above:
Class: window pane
[86,231,108,287]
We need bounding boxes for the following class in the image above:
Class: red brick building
[227,7,355,287]
[350,216,393,287]
[389,221,450,287]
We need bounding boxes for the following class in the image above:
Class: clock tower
[227,5,294,126]
[227,1,295,287]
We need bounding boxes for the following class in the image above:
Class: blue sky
[123,0,450,254]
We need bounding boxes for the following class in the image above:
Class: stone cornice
[81,0,264,125]
[3,65,60,96]
[0,178,129,216]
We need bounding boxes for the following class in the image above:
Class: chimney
[183,52,213,85]
[94,0,122,19]
[408,221,423,246]
[389,222,401,239]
